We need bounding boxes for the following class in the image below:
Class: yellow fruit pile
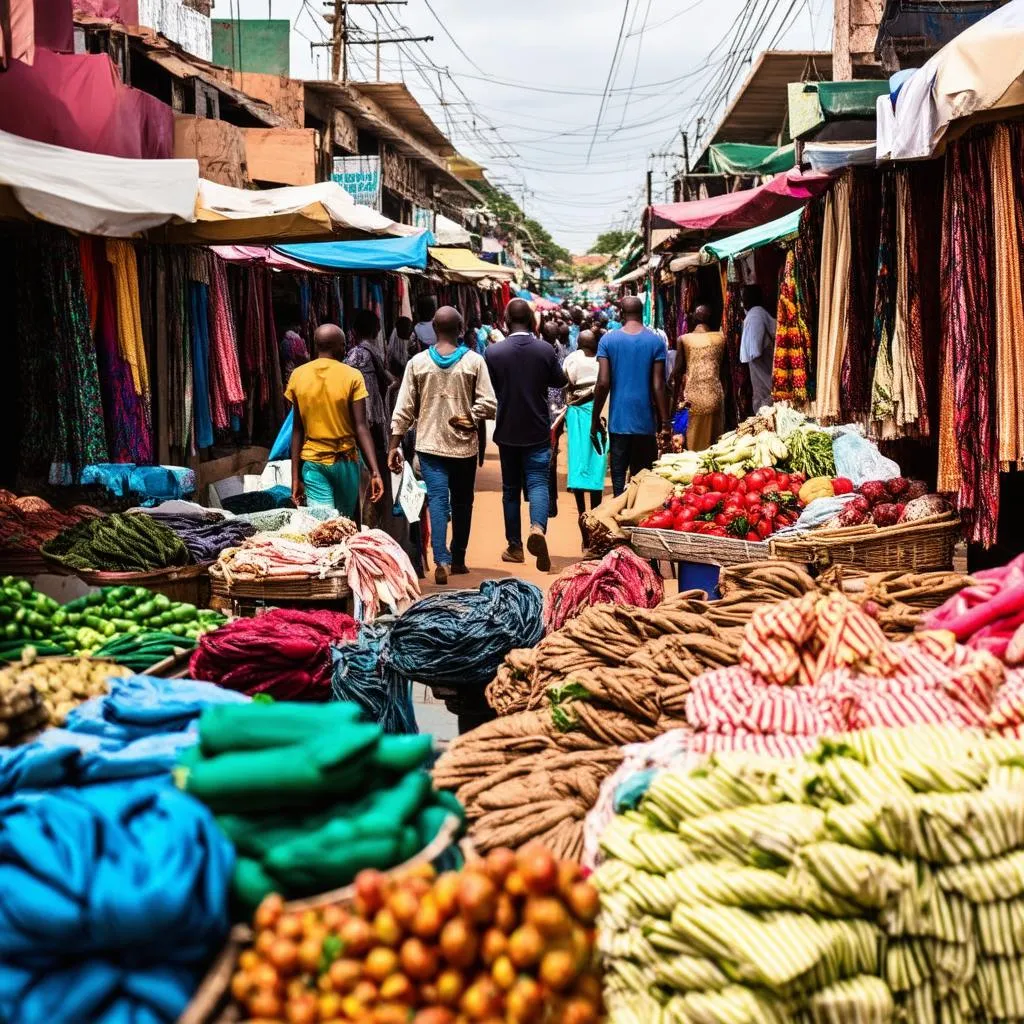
[232,844,602,1024]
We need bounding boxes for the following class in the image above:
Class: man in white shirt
[739,284,777,413]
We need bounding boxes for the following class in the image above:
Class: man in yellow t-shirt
[284,323,384,517]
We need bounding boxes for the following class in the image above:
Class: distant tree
[588,230,634,256]
[477,183,570,268]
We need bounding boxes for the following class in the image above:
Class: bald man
[389,305,496,585]
[485,298,567,570]
[591,295,670,497]
[285,323,384,517]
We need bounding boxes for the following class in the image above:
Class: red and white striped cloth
[689,592,1007,744]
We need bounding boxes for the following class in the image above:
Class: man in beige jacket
[388,306,496,585]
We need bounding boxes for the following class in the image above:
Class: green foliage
[588,229,634,256]
[478,182,571,269]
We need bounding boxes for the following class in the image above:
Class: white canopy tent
[877,0,1024,162]
[0,128,198,236]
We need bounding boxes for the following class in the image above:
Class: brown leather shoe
[451,563,470,575]
[435,565,449,585]
[527,526,551,572]
[501,545,525,564]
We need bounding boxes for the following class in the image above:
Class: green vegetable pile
[784,427,836,480]
[41,512,189,571]
[0,577,224,662]
[595,725,1024,1024]
[177,702,462,909]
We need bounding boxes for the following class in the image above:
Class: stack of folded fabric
[177,701,462,908]
[595,725,1024,1024]
[0,675,242,1024]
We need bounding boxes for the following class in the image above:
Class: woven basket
[208,564,351,602]
[769,512,961,572]
[626,526,772,566]
[46,562,214,607]
[178,814,463,1024]
[0,551,71,577]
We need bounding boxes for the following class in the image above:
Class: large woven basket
[49,562,214,607]
[178,814,463,1024]
[208,564,352,602]
[769,512,960,572]
[626,526,772,566]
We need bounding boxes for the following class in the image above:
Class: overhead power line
[586,0,633,162]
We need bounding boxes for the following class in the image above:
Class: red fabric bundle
[543,547,664,632]
[189,608,358,700]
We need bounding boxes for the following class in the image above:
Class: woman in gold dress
[671,304,725,453]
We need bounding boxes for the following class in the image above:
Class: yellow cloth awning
[429,246,516,282]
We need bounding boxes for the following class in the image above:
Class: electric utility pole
[317,0,430,83]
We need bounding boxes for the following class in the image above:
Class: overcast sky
[222,0,834,252]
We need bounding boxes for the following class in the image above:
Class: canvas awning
[701,208,802,262]
[876,0,1024,162]
[708,142,795,176]
[804,141,877,172]
[276,232,434,272]
[160,180,417,245]
[648,168,832,234]
[433,215,472,247]
[429,246,516,281]
[668,252,706,274]
[209,245,324,272]
[0,127,197,236]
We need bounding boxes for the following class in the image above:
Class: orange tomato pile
[231,843,603,1024]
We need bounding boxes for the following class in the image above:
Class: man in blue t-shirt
[590,295,670,496]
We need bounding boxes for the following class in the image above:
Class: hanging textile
[941,129,999,547]
[46,232,108,482]
[190,281,214,450]
[794,197,824,402]
[81,238,153,463]
[208,258,245,432]
[167,250,193,459]
[260,266,284,427]
[815,175,852,423]
[771,248,812,404]
[399,274,413,320]
[903,162,944,441]
[239,267,270,413]
[879,172,922,439]
[841,169,882,422]
[721,266,751,427]
[868,172,898,436]
[991,123,1024,470]
[105,240,151,403]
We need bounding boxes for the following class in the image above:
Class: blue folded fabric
[0,678,249,795]
[66,676,249,742]
[0,781,234,1024]
[0,961,199,1024]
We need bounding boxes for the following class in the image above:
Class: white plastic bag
[832,429,901,485]
[397,461,426,523]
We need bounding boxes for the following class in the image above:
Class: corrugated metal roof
[694,50,832,168]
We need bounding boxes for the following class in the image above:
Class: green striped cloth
[598,726,1024,1024]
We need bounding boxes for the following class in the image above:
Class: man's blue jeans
[417,452,477,567]
[498,443,551,548]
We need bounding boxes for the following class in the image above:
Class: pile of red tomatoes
[638,467,806,540]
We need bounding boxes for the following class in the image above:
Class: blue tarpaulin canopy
[276,231,434,271]
[701,208,802,262]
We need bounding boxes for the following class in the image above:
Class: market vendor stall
[628,404,959,587]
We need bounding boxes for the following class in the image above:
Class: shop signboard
[332,156,382,210]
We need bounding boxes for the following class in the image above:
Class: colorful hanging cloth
[105,240,151,401]
[815,174,852,423]
[991,123,1024,470]
[190,281,214,450]
[208,258,245,431]
[941,129,1000,547]
[772,248,812,404]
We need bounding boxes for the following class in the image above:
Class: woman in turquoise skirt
[561,330,608,549]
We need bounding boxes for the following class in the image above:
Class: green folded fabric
[182,722,382,811]
[199,701,365,755]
